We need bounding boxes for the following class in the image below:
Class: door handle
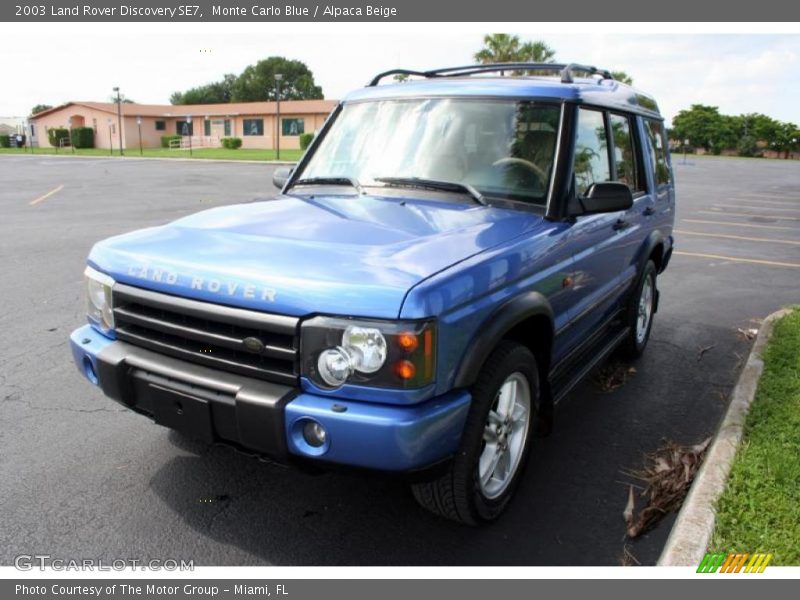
[643,206,656,216]
[613,219,630,231]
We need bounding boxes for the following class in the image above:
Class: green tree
[474,33,527,64]
[393,73,410,83]
[611,71,633,85]
[672,104,727,151]
[109,94,135,104]
[231,57,323,102]
[30,104,53,115]
[171,73,237,105]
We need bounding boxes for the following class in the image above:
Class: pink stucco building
[29,100,338,150]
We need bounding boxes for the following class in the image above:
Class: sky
[1,25,798,127]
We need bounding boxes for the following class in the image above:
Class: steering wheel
[491,157,548,185]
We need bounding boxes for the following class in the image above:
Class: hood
[89,193,543,318]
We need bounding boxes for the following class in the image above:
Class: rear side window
[644,119,670,186]
[573,108,611,195]
[609,113,643,193]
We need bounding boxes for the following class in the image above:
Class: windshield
[298,98,561,205]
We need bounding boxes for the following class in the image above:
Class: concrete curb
[657,308,793,566]
[0,153,297,165]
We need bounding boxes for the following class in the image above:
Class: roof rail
[366,63,615,87]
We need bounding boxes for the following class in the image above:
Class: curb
[657,308,793,566]
[0,153,297,165]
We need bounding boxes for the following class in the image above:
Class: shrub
[221,137,242,149]
[47,127,70,148]
[737,135,758,157]
[161,134,182,148]
[299,132,314,150]
[0,134,9,148]
[70,127,95,149]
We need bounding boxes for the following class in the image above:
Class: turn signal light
[394,360,416,380]
[397,332,419,353]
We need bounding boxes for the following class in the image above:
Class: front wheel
[620,260,657,358]
[411,341,539,525]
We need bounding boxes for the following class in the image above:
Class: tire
[411,341,539,525]
[620,259,657,359]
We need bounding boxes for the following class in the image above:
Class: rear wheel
[411,341,539,525]
[620,260,657,358]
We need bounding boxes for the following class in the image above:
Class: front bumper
[70,324,470,471]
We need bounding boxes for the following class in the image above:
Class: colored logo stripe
[697,552,772,573]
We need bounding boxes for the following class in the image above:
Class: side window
[609,113,643,193]
[573,108,610,195]
[644,119,670,186]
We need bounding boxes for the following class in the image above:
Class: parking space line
[737,193,800,201]
[733,197,799,206]
[712,203,800,213]
[675,229,800,246]
[698,209,800,222]
[682,219,796,231]
[29,184,64,206]
[674,251,800,269]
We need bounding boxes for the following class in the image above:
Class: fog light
[302,420,328,448]
[317,347,353,387]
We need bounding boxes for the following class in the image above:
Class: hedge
[0,134,9,148]
[47,127,70,148]
[161,134,182,148]
[299,132,314,150]
[221,137,242,149]
[70,127,95,149]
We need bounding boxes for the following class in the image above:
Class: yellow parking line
[674,251,800,268]
[699,209,800,222]
[675,229,800,246]
[682,219,796,231]
[713,203,800,213]
[29,184,64,206]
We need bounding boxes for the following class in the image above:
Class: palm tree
[474,34,557,76]
[611,70,634,85]
[474,34,525,65]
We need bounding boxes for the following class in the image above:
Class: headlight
[84,266,115,334]
[302,316,435,390]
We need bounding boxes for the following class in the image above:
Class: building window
[155,120,166,131]
[243,119,264,136]
[176,120,193,136]
[92,118,97,132]
[30,124,35,137]
[282,118,305,136]
[224,119,231,137]
[204,119,211,136]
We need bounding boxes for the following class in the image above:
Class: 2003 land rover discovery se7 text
[71,63,675,524]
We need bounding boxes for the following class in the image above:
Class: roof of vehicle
[343,74,662,120]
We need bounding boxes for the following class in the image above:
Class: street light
[274,73,283,160]
[136,116,143,156]
[187,115,193,157]
[107,118,113,156]
[112,86,123,156]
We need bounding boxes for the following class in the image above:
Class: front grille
[112,284,299,385]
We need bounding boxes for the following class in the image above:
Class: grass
[0,146,303,162]
[711,308,800,564]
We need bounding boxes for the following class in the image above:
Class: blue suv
[70,63,675,524]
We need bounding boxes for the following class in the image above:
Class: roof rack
[367,63,615,87]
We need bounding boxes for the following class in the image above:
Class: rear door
[560,107,629,351]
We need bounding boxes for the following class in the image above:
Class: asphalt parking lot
[1,154,798,566]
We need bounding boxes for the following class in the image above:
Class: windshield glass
[298,99,561,205]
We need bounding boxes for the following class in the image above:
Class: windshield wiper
[374,176,487,206]
[290,176,364,195]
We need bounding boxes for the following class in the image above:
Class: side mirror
[579,182,633,214]
[272,166,293,191]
